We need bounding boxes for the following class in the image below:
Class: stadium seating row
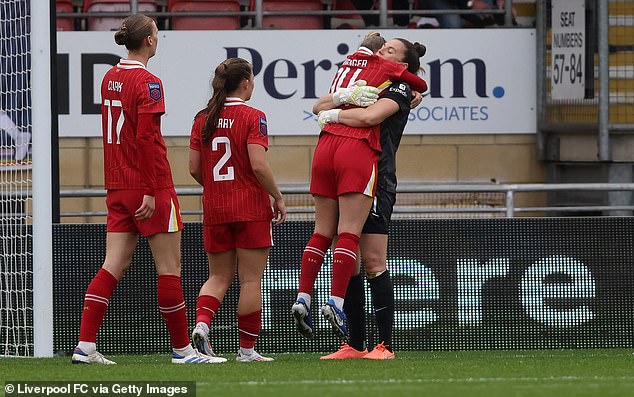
[57,0,535,31]
[56,0,353,31]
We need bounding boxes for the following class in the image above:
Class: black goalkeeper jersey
[377,81,413,193]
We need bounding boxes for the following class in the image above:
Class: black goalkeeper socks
[369,270,394,351]
[343,273,366,351]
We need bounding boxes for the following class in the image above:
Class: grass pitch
[1,349,633,397]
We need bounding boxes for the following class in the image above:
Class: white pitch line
[201,376,634,387]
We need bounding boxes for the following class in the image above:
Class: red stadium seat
[84,0,158,31]
[255,0,324,29]
[168,0,242,30]
[56,0,75,31]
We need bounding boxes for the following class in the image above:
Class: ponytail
[197,59,252,143]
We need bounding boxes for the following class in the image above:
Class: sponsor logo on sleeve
[259,116,268,136]
[389,83,408,97]
[147,82,162,101]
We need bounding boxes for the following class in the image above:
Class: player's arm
[135,113,160,220]
[135,77,167,220]
[189,148,203,186]
[136,113,160,194]
[312,80,380,115]
[188,116,204,186]
[396,70,428,93]
[247,144,287,224]
[319,97,399,128]
[411,90,422,109]
[312,94,337,114]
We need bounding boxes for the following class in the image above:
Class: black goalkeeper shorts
[362,189,396,235]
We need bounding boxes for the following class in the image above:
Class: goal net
[0,0,32,357]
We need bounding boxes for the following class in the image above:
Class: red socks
[331,232,360,299]
[298,233,332,295]
[79,268,118,343]
[157,275,190,350]
[238,310,261,349]
[195,295,221,326]
[80,271,192,351]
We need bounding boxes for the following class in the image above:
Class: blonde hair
[360,32,386,53]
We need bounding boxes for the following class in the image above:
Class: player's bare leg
[201,250,237,298]
[102,232,138,279]
[337,193,373,237]
[313,195,339,239]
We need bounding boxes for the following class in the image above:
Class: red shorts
[310,133,378,200]
[106,188,183,237]
[204,220,273,253]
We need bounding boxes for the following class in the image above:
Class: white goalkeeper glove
[332,80,379,107]
[317,109,341,129]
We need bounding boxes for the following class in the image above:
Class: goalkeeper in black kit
[314,36,426,360]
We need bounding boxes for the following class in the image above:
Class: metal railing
[56,182,634,219]
[57,0,515,29]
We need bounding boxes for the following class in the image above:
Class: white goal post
[0,1,52,358]
[31,2,53,358]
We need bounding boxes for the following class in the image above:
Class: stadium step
[610,0,634,16]
[546,103,634,124]
[608,26,634,46]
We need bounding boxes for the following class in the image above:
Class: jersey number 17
[104,99,124,144]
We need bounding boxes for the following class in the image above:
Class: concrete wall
[59,134,547,223]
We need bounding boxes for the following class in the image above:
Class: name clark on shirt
[107,80,123,92]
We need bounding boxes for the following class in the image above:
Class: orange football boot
[320,343,368,360]
[363,342,395,360]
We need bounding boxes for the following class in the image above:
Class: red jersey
[101,59,173,194]
[189,98,272,225]
[323,47,427,152]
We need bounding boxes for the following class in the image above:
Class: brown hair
[114,14,155,51]
[395,38,427,74]
[197,58,252,143]
[360,32,386,53]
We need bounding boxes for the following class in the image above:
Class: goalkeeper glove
[317,109,341,129]
[332,80,379,107]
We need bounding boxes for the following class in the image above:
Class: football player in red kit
[292,32,428,343]
[316,38,427,360]
[189,58,286,362]
[72,14,225,365]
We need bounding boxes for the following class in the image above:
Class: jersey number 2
[212,136,235,181]
[104,99,124,144]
